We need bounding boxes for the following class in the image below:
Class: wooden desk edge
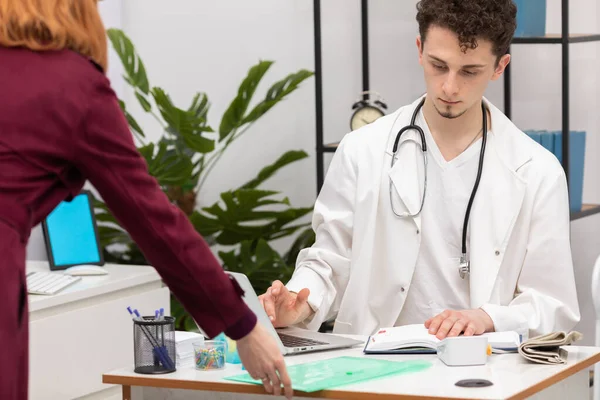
[507,350,600,400]
[103,350,600,400]
[102,374,467,400]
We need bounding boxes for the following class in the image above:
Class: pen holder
[133,316,177,374]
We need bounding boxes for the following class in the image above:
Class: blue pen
[127,307,139,322]
[158,308,166,347]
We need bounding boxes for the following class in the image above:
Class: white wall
[111,0,599,342]
[101,0,126,98]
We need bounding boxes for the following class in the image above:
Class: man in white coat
[260,0,580,340]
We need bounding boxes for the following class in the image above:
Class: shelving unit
[313,0,371,192]
[313,0,600,221]
[503,0,600,221]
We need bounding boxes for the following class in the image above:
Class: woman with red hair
[0,1,292,399]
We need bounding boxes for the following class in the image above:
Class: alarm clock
[350,90,388,131]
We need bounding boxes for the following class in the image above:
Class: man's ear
[491,54,510,81]
[416,36,424,66]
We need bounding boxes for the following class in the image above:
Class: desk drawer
[29,287,170,400]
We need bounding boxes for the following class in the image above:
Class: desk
[103,337,600,400]
[27,261,169,400]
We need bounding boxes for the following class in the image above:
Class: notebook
[363,324,521,354]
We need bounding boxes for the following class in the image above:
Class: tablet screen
[42,190,104,270]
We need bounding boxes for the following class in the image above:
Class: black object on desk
[133,316,177,374]
[455,379,493,388]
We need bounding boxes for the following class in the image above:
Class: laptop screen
[42,190,104,270]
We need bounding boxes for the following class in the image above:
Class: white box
[437,335,489,366]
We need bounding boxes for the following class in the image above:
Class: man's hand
[424,308,494,339]
[258,280,313,328]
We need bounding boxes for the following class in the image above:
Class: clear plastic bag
[224,356,432,392]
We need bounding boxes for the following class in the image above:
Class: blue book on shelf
[539,130,554,155]
[525,130,541,145]
[553,131,586,213]
[514,0,546,37]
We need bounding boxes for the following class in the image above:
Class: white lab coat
[286,96,580,338]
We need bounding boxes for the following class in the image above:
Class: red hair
[0,0,108,71]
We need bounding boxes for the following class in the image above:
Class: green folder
[223,356,432,393]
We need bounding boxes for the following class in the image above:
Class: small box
[437,336,489,367]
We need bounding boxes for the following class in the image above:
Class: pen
[159,308,165,347]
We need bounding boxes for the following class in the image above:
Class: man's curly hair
[416,0,517,60]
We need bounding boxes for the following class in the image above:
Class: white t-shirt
[395,110,485,326]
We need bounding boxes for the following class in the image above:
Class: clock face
[350,105,385,131]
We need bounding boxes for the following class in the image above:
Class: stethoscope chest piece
[459,254,470,280]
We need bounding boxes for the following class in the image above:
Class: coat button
[495,250,500,256]
[416,229,420,234]
[400,287,405,292]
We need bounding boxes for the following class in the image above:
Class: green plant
[97,28,315,331]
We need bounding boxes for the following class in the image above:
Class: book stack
[524,130,586,213]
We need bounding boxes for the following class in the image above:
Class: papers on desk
[363,324,521,354]
[518,330,583,364]
[175,331,203,367]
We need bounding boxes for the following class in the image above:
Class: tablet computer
[42,190,104,271]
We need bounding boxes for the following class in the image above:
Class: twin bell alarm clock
[350,90,387,131]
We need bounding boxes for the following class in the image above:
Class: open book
[364,324,522,354]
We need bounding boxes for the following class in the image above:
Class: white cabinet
[27,262,169,400]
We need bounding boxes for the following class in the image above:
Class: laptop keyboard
[277,332,328,348]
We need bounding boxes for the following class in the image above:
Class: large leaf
[188,92,210,121]
[138,142,195,187]
[219,61,273,141]
[135,92,152,112]
[196,189,312,245]
[107,28,149,94]
[152,88,215,154]
[241,69,313,125]
[241,150,308,189]
[189,210,223,238]
[192,150,312,244]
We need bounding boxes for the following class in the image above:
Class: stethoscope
[389,97,488,280]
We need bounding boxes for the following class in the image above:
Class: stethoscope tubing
[390,97,488,274]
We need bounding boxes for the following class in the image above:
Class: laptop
[227,271,363,355]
